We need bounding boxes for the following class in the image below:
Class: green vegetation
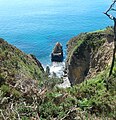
[0,38,43,85]
[1,61,115,119]
[67,26,114,63]
[0,28,116,120]
[38,65,115,119]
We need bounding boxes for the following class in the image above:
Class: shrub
[0,84,11,96]
[12,89,21,98]
[0,74,5,85]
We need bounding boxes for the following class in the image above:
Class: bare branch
[104,1,116,77]
[105,1,116,14]
[104,12,114,20]
[104,1,116,20]
[111,8,116,11]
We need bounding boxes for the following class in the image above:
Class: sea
[0,0,112,77]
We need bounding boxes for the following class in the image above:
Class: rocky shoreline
[45,27,114,88]
[0,27,115,119]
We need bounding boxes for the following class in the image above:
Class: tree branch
[111,8,116,11]
[105,1,116,13]
[104,13,114,20]
[104,1,116,78]
[104,0,116,20]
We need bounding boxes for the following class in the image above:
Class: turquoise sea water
[0,0,112,65]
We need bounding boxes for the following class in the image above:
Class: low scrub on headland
[0,63,115,120]
[0,28,116,120]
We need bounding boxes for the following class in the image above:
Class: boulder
[51,42,63,62]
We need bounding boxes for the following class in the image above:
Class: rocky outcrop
[30,54,44,72]
[51,42,63,62]
[66,27,114,85]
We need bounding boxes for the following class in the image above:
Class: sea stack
[51,42,63,62]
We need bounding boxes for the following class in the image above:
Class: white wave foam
[57,76,71,88]
[44,62,71,88]
[50,62,65,77]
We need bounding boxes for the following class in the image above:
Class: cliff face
[0,38,44,86]
[0,31,115,120]
[66,27,114,85]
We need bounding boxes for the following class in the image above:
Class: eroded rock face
[66,27,114,85]
[67,43,91,85]
[30,54,44,72]
[51,42,63,62]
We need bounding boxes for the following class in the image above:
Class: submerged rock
[51,42,63,62]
